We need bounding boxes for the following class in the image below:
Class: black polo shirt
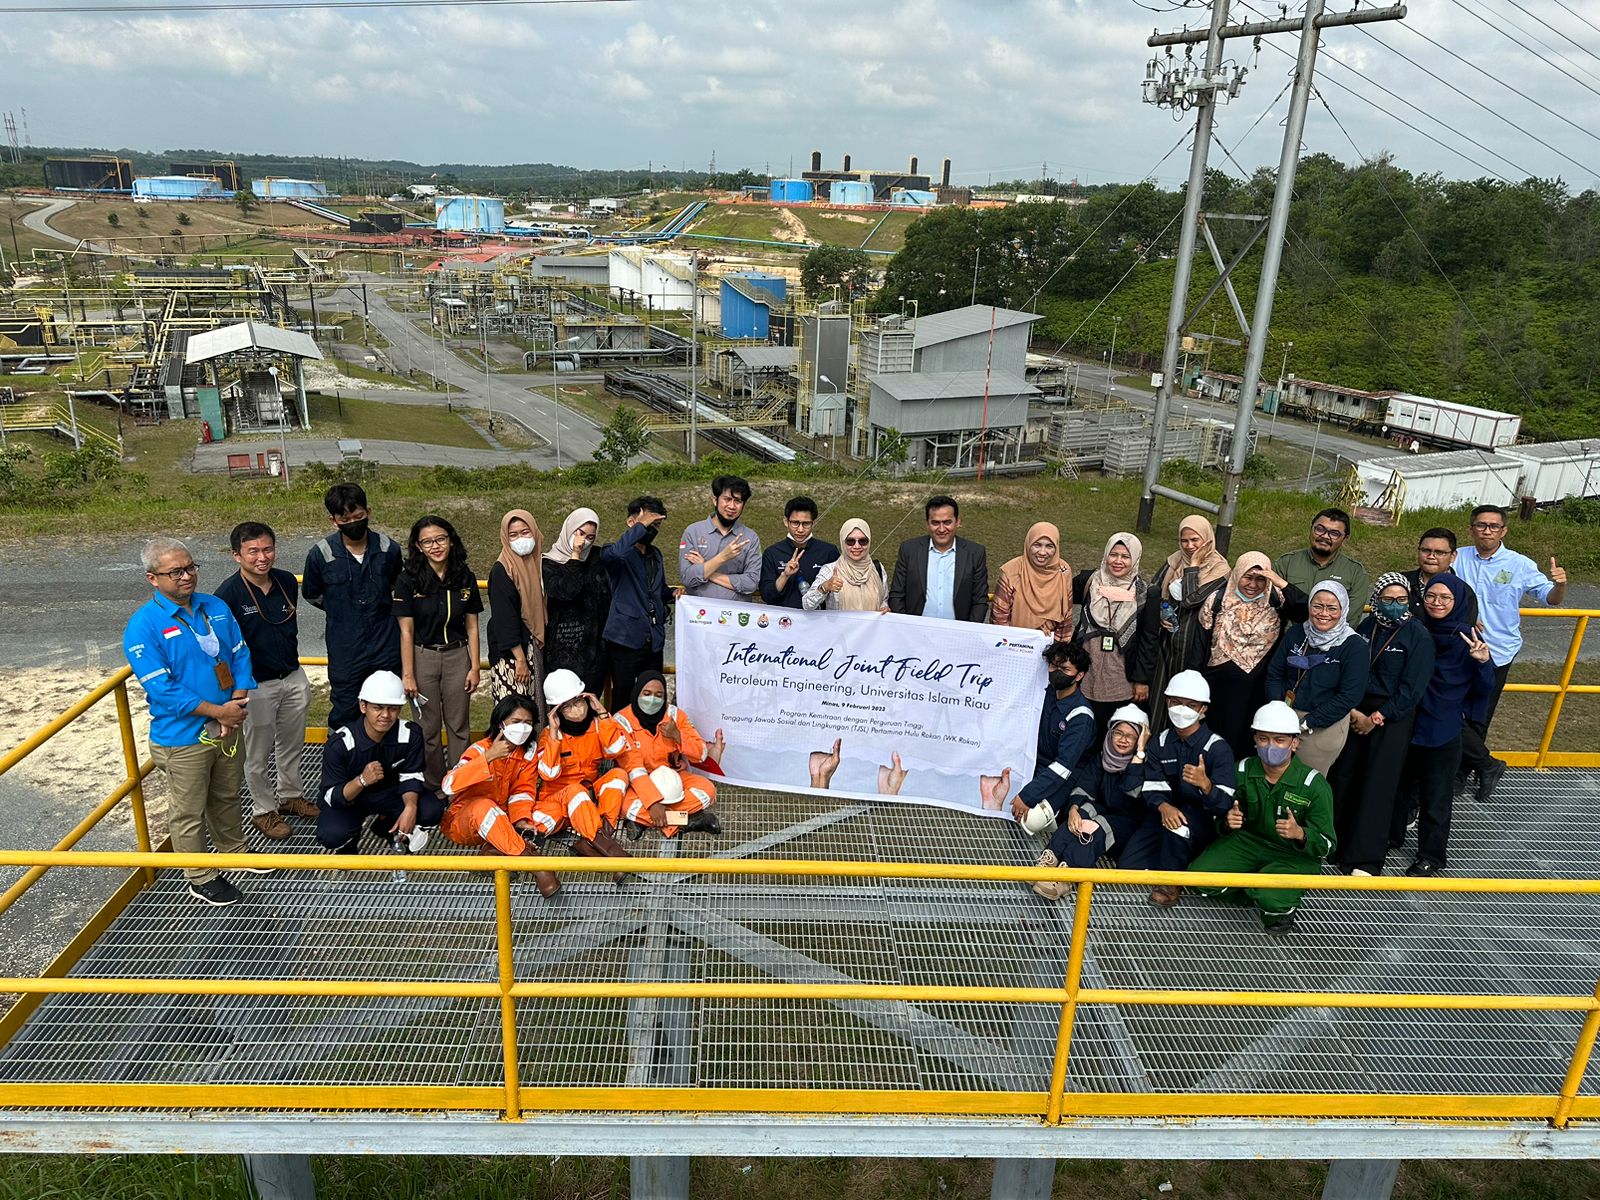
[214,568,301,681]
[392,568,483,648]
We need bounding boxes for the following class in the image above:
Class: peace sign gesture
[1460,627,1492,663]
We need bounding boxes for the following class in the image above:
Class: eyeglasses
[844,537,870,546]
[417,536,450,549]
[1309,603,1342,615]
[1471,522,1506,531]
[150,564,199,579]
[786,518,814,528]
[1423,593,1453,605]
[1311,524,1347,538]
[1418,546,1452,556]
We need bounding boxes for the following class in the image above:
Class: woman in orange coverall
[439,693,561,897]
[531,669,634,869]
[613,672,721,837]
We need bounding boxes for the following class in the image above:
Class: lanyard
[241,573,296,626]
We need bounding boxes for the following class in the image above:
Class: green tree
[800,245,874,300]
[106,212,119,227]
[593,405,650,468]
[869,427,910,477]
[234,189,258,217]
[176,211,192,227]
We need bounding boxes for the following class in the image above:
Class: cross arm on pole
[1148,5,1406,47]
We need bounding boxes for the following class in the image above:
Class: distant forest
[878,153,1600,440]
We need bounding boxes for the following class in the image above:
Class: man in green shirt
[1272,507,1369,623]
[1188,701,1336,935]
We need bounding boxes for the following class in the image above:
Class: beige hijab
[1204,550,1284,672]
[496,509,547,644]
[998,521,1074,630]
[1165,514,1231,589]
[544,507,600,566]
[833,518,886,611]
[1086,531,1144,641]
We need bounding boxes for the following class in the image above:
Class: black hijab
[1420,572,1477,711]
[629,670,669,734]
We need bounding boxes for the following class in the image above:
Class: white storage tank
[1383,393,1521,450]
[1498,439,1600,504]
[1355,449,1524,514]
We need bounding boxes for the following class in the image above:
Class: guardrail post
[990,1158,1054,1199]
[113,680,155,885]
[1553,980,1600,1129]
[1320,1160,1398,1200]
[494,868,523,1121]
[1535,615,1588,769]
[631,1155,690,1199]
[242,1153,315,1199]
[1044,879,1094,1125]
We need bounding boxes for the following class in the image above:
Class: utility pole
[688,253,699,464]
[1136,0,1406,552]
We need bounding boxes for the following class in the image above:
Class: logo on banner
[757,614,770,628]
[738,613,750,627]
[779,616,793,629]
[718,611,732,625]
[690,607,711,624]
[993,637,1037,655]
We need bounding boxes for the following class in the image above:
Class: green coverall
[1188,755,1336,927]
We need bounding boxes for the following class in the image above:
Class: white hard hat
[1252,700,1302,735]
[358,670,407,706]
[1021,803,1058,837]
[543,668,586,708]
[1166,669,1211,705]
[649,765,684,805]
[1108,704,1148,731]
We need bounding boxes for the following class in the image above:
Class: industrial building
[720,273,788,340]
[910,304,1041,373]
[800,149,947,202]
[132,175,228,200]
[182,320,321,438]
[251,178,328,199]
[169,160,240,192]
[434,195,505,234]
[44,155,133,192]
[607,249,693,311]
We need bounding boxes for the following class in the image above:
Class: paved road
[192,437,524,472]
[17,198,81,247]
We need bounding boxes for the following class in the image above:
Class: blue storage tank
[132,175,225,199]
[769,179,814,203]
[891,189,937,206]
[251,177,329,199]
[720,273,788,340]
[829,180,873,206]
[434,195,506,233]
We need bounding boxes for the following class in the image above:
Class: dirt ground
[774,207,809,242]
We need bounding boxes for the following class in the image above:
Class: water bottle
[391,831,409,882]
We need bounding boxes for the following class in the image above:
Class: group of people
[124,475,1567,928]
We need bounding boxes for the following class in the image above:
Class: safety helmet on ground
[1251,700,1302,736]
[1108,704,1149,731]
[1165,670,1211,705]
[358,670,407,706]
[649,765,684,806]
[1021,802,1058,837]
[543,669,586,709]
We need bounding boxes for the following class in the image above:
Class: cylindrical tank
[909,155,919,175]
[941,158,952,187]
[769,179,814,203]
[434,195,506,233]
[829,180,873,206]
[842,153,852,172]
[810,149,822,172]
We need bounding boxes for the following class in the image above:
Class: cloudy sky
[3,0,1597,189]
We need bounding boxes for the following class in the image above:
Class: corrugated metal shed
[731,346,798,370]
[185,321,323,365]
[871,370,1037,403]
[911,305,1041,348]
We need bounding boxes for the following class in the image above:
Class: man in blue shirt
[600,496,677,707]
[1451,504,1569,804]
[124,536,272,908]
[1012,642,1098,825]
[759,495,838,609]
[887,495,989,622]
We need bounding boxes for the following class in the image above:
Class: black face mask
[558,711,592,736]
[636,520,660,542]
[337,518,370,542]
[1049,670,1078,692]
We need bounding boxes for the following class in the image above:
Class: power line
[1546,0,1600,42]
[1498,0,1600,69]
[1,0,629,11]
[1450,0,1600,99]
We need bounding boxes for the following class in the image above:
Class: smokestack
[941,157,952,188]
[842,153,852,172]
[909,155,919,176]
[810,149,821,173]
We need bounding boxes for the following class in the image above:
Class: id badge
[214,661,234,691]
[1101,636,1116,653]
[1284,688,1296,707]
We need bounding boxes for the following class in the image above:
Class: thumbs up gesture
[1182,752,1213,795]
[1226,799,1244,830]
[1550,557,1567,586]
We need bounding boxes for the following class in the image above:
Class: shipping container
[1383,392,1521,450]
[1354,450,1523,514]
[434,195,506,233]
[769,179,814,203]
[829,180,873,205]
[1498,439,1600,504]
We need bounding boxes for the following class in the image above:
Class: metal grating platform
[2,754,1599,1107]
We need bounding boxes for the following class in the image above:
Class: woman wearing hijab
[613,670,721,838]
[1197,552,1289,760]
[1072,533,1147,734]
[1129,515,1231,732]
[1265,580,1370,775]
[1030,705,1150,900]
[486,509,548,720]
[804,518,889,612]
[991,522,1074,639]
[1400,574,1495,877]
[1329,573,1435,876]
[542,507,611,697]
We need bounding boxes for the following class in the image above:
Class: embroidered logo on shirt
[161,626,182,639]
[1494,569,1513,586]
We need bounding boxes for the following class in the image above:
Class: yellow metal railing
[0,609,1595,1125]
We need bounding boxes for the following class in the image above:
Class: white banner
[674,597,1047,817]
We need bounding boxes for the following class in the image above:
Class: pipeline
[603,368,798,464]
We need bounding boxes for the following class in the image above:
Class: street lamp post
[818,373,842,462]
[269,365,288,488]
[689,254,699,465]
[1273,340,1293,441]
[1107,315,1120,396]
[550,333,581,467]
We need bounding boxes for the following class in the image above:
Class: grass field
[0,1150,1597,1199]
[43,196,322,244]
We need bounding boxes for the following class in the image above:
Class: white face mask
[502,722,534,746]
[510,536,536,557]
[1167,704,1201,730]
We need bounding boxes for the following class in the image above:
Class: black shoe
[1406,859,1442,878]
[1262,914,1298,937]
[684,811,722,835]
[189,876,243,906]
[623,820,647,842]
[1476,760,1506,805]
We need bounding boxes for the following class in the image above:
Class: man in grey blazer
[888,495,989,623]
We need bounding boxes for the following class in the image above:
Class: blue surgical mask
[1376,599,1410,622]
[1259,743,1293,767]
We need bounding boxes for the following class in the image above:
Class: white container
[1355,450,1523,513]
[1383,393,1521,450]
[1498,439,1600,504]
